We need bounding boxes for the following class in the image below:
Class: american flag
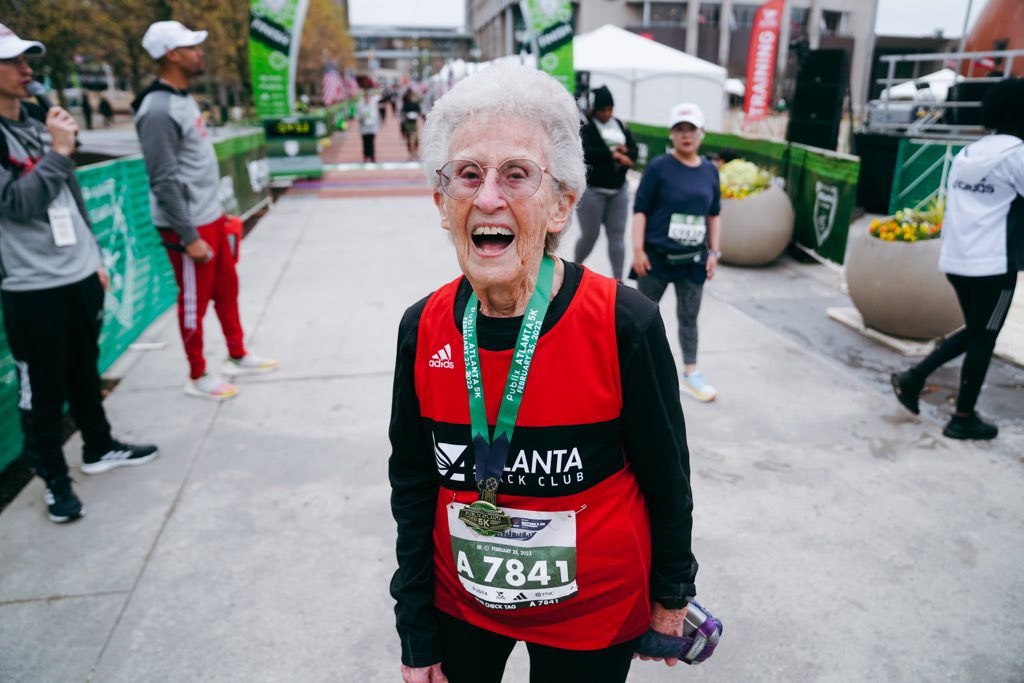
[321,63,345,106]
[343,70,359,99]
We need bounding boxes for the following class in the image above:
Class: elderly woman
[388,65,719,683]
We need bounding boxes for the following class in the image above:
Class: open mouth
[472,226,514,255]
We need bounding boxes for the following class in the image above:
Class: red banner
[743,0,785,125]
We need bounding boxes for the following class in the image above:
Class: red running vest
[414,267,653,650]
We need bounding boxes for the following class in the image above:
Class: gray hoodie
[0,110,101,292]
[133,81,222,245]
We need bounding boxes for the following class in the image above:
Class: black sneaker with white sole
[44,478,84,523]
[81,440,159,474]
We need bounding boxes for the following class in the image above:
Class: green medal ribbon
[459,255,555,534]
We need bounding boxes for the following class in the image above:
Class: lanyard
[462,255,555,505]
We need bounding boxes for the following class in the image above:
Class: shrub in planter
[846,205,963,340]
[718,160,794,266]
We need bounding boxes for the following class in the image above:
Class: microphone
[26,81,53,110]
[27,81,81,150]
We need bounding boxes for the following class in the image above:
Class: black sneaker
[81,440,159,475]
[942,413,998,440]
[890,371,923,415]
[44,478,84,523]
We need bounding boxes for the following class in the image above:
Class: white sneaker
[222,353,279,376]
[185,373,239,401]
[681,371,718,402]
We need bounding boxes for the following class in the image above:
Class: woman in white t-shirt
[892,77,1024,440]
[575,86,638,282]
[356,89,381,163]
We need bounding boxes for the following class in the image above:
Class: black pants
[1,274,113,481]
[910,271,1017,414]
[361,133,376,162]
[436,610,637,683]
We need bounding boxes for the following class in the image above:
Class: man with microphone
[0,24,158,524]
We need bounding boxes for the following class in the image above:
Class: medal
[460,256,555,532]
[457,500,512,535]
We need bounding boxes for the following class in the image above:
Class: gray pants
[575,185,630,280]
[637,274,704,365]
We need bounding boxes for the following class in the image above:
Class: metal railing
[864,49,1024,139]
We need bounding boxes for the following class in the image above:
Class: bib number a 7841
[457,552,571,588]
[447,504,580,610]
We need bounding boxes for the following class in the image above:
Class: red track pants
[160,216,247,380]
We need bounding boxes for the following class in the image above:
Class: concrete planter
[719,184,795,266]
[845,230,963,340]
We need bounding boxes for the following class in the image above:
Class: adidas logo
[429,343,456,369]
[513,592,528,601]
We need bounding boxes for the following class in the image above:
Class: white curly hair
[421,63,586,212]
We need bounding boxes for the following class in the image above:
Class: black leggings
[361,133,376,162]
[910,271,1017,414]
[436,610,638,683]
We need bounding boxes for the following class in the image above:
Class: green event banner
[248,0,309,118]
[788,144,860,264]
[520,0,574,92]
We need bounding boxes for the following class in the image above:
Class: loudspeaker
[945,81,995,126]
[787,49,848,150]
[575,70,591,99]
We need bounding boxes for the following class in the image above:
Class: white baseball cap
[142,21,208,60]
[0,24,45,59]
[669,102,705,130]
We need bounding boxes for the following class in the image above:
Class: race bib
[447,503,579,610]
[405,111,418,121]
[668,213,706,246]
[48,206,77,247]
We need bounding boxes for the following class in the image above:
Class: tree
[1,0,90,106]
[3,0,355,113]
[83,0,171,94]
[296,0,354,99]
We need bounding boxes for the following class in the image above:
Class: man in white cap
[0,24,158,523]
[133,21,277,401]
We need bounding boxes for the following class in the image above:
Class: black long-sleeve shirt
[388,262,698,667]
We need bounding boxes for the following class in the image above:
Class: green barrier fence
[888,138,967,215]
[0,129,269,474]
[626,124,860,264]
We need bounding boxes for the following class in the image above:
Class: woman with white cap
[631,103,722,402]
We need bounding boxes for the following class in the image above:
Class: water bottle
[682,601,720,662]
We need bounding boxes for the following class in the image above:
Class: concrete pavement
[1,180,1022,681]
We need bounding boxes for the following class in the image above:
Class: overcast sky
[347,0,991,38]
[347,0,466,29]
[875,0,990,37]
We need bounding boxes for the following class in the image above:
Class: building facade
[471,0,874,114]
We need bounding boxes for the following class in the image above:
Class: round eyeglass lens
[438,159,544,199]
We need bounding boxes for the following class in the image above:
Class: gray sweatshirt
[0,109,101,292]
[133,81,222,245]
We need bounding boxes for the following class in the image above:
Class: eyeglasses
[436,158,551,200]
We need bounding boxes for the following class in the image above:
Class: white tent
[574,25,727,130]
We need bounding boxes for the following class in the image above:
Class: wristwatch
[708,249,722,259]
